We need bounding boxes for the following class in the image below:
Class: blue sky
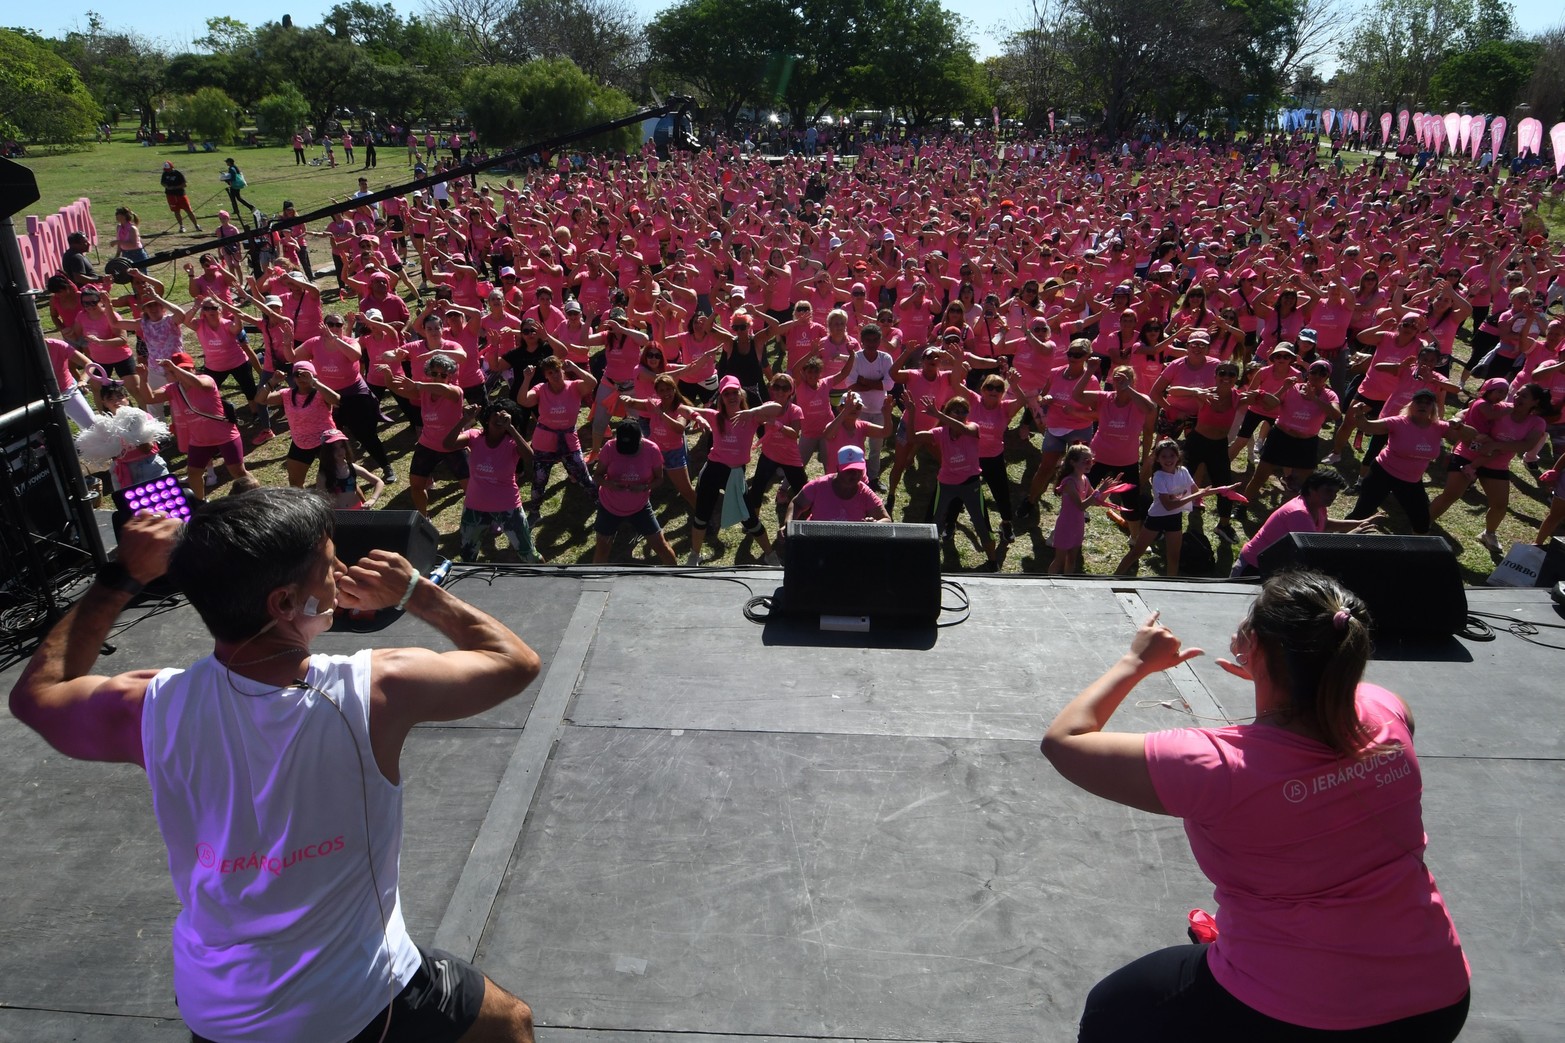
[15,0,1562,63]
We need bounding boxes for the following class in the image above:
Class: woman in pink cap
[684,374,787,567]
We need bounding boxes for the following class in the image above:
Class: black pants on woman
[944,453,1015,533]
[744,454,807,521]
[1182,431,1232,520]
[332,385,391,470]
[1079,943,1468,1042]
[1349,460,1431,533]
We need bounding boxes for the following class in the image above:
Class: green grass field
[16,138,1563,580]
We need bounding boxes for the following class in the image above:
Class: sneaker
[684,550,702,568]
[382,466,396,483]
[868,478,885,493]
[1322,451,1340,465]
[1478,531,1501,553]
[1214,521,1238,545]
[763,550,781,566]
[999,521,1014,545]
[249,428,275,446]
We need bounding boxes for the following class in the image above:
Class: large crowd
[46,132,1565,573]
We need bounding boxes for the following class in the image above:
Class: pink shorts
[186,433,244,470]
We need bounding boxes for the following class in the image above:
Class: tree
[1522,20,1565,125]
[1428,39,1537,115]
[256,83,311,138]
[165,53,236,96]
[423,0,646,93]
[0,28,100,145]
[647,0,793,129]
[1337,0,1476,109]
[256,23,369,133]
[460,58,640,152]
[166,86,239,145]
[852,0,989,125]
[192,17,269,108]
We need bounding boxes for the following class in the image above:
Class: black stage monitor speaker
[1258,532,1467,638]
[782,521,941,623]
[332,510,439,575]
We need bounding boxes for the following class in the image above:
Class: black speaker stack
[1258,533,1469,639]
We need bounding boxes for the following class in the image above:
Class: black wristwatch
[95,561,145,596]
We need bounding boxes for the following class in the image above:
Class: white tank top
[141,650,421,1043]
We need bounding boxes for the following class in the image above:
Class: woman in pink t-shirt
[1426,382,1551,550]
[1344,389,1472,533]
[914,394,1002,572]
[1043,574,1469,1041]
[262,361,340,488]
[518,355,598,520]
[683,375,787,567]
[448,399,542,563]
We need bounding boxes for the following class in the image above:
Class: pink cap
[718,375,742,394]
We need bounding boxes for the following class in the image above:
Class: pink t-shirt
[533,381,587,453]
[1145,685,1468,1029]
[1375,416,1449,483]
[281,389,335,451]
[1239,495,1323,567]
[793,474,884,521]
[1274,384,1338,438]
[598,440,663,516]
[416,387,462,451]
[759,401,804,466]
[933,426,981,484]
[459,431,523,512]
[1091,394,1147,468]
[701,410,761,468]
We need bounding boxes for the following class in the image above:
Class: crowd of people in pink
[49,132,1565,572]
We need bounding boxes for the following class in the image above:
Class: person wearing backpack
[221,158,256,227]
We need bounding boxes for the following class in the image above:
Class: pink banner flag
[1551,122,1565,174]
[1380,112,1393,145]
[1360,110,1370,137]
[993,105,1000,134]
[1518,117,1543,157]
[1458,113,1472,153]
[1398,110,1410,139]
[1048,109,1055,133]
[1322,109,1334,136]
[1469,116,1485,161]
[1443,113,1460,155]
[1490,116,1506,156]
[1414,112,1426,146]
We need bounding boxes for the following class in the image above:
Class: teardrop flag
[1550,122,1565,174]
[1490,116,1506,157]
[1398,110,1409,140]
[1442,113,1459,155]
[1380,112,1393,145]
[1322,109,1334,136]
[1518,117,1543,157]
[1458,113,1472,152]
[1469,116,1485,161]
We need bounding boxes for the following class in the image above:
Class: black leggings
[333,387,391,469]
[944,454,1015,530]
[1182,431,1232,520]
[1079,944,1468,1042]
[692,459,761,533]
[1348,461,1431,533]
[744,454,807,518]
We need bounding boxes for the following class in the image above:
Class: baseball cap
[718,375,742,394]
[163,161,173,170]
[292,360,317,375]
[828,237,843,249]
[321,428,349,444]
[264,295,283,308]
[1308,359,1332,375]
[837,445,867,474]
[1297,328,1318,343]
[499,266,516,278]
[1410,387,1437,401]
[169,351,196,370]
[218,210,230,219]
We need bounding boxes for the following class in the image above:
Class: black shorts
[1237,409,1274,438]
[1445,454,1510,481]
[411,444,470,479]
[1144,512,1185,534]
[189,945,485,1043]
[99,358,136,378]
[1260,428,1320,470]
[594,504,662,537]
[287,441,322,465]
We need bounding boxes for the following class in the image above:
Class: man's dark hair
[170,488,334,642]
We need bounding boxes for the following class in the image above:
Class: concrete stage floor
[0,570,1560,1042]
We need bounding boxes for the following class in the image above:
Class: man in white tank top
[9,488,541,1043]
